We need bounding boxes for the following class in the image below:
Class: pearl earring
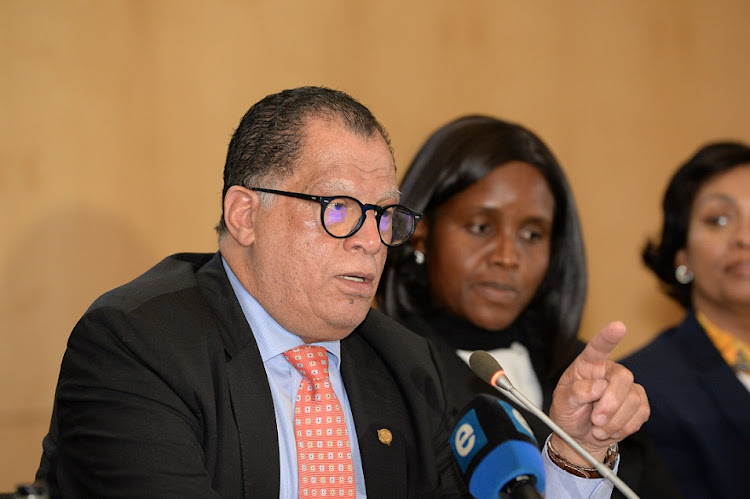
[675,265,694,284]
[414,250,425,265]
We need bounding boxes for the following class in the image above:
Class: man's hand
[549,321,649,465]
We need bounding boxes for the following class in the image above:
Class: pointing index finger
[580,321,627,368]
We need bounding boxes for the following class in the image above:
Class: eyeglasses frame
[248,186,422,247]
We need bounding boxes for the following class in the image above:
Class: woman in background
[380,115,584,413]
[621,142,750,499]
[378,115,679,497]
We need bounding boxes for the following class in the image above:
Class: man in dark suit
[36,86,650,497]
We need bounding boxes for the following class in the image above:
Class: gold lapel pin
[377,428,392,446]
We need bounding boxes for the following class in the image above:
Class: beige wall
[2,0,749,490]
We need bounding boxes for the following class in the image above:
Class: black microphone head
[449,394,544,498]
[469,350,503,385]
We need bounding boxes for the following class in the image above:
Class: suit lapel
[225,344,281,497]
[196,253,280,498]
[341,324,410,498]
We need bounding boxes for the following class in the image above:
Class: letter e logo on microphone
[454,423,475,457]
[450,409,488,473]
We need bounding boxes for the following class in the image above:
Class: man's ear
[410,218,429,255]
[223,186,260,247]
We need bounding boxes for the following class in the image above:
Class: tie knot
[283,345,330,381]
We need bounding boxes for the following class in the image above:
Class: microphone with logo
[469,350,640,499]
[449,393,545,499]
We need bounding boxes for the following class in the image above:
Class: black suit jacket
[37,253,463,498]
[400,314,682,499]
[621,311,750,499]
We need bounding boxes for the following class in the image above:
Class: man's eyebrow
[313,182,402,203]
[384,188,402,201]
[315,180,349,192]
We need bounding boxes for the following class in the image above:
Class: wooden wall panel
[2,0,748,490]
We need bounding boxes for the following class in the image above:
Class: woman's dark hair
[643,141,750,308]
[377,115,586,377]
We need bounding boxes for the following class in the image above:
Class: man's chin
[328,301,372,332]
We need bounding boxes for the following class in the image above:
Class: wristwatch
[547,441,619,479]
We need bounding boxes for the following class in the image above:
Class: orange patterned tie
[283,345,356,497]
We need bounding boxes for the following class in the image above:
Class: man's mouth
[342,275,366,283]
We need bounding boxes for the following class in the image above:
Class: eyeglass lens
[322,197,413,246]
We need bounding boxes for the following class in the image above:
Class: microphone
[469,350,640,499]
[449,393,544,499]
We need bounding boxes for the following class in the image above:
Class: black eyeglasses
[249,187,422,247]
